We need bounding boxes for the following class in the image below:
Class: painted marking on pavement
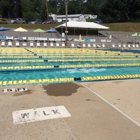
[12,106,71,125]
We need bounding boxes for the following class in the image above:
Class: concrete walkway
[0,80,140,140]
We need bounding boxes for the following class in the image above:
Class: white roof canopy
[56,21,109,30]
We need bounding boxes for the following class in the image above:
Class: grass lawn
[103,22,140,32]
[0,22,140,32]
[0,23,59,30]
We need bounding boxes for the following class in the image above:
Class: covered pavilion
[55,21,110,36]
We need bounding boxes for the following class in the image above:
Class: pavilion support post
[109,28,110,39]
[61,26,62,34]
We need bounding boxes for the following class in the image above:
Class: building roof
[57,14,82,18]
[56,21,109,30]
[83,14,92,16]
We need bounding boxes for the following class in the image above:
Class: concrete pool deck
[0,80,140,140]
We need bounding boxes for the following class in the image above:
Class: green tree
[20,0,46,21]
[0,0,139,23]
[83,0,103,15]
[127,0,140,21]
[20,0,36,21]
[68,0,84,14]
[100,0,129,22]
[48,0,58,14]
[0,0,17,18]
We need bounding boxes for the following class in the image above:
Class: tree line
[0,0,139,23]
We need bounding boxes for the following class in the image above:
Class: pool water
[0,60,140,67]
[0,48,140,84]
[0,66,140,81]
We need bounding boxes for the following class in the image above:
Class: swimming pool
[0,66,140,82]
[0,48,140,86]
[0,60,140,67]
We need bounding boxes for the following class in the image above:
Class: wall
[57,14,86,22]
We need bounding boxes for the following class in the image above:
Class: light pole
[65,0,68,47]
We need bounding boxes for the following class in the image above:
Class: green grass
[0,22,140,32]
[0,23,59,30]
[103,22,140,32]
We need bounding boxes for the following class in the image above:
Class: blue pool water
[0,66,140,81]
[0,51,140,82]
[0,60,140,66]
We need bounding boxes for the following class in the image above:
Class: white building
[84,14,97,19]
[50,14,57,21]
[56,14,86,23]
